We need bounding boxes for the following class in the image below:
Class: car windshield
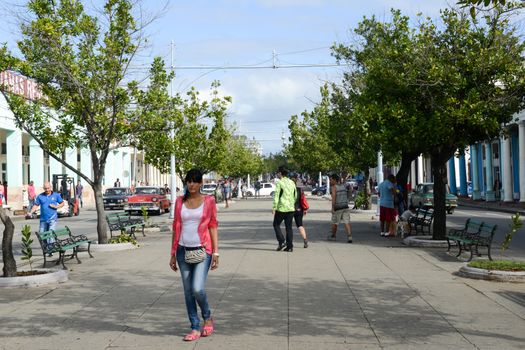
[105,188,127,196]
[423,185,434,193]
[202,184,216,190]
[135,187,159,195]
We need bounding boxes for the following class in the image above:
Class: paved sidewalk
[1,198,524,349]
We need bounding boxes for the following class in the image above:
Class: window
[492,142,499,159]
[1,143,6,155]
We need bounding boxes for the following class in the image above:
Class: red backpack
[300,190,309,211]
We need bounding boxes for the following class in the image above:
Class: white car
[245,182,276,197]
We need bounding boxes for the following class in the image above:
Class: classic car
[103,187,132,210]
[124,186,171,215]
[409,182,458,214]
[311,185,327,196]
[244,182,276,197]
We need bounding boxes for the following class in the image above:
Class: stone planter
[78,242,138,252]
[0,268,68,288]
[143,226,161,233]
[403,235,452,248]
[458,264,525,282]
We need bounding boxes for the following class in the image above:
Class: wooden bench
[446,219,497,261]
[409,208,434,235]
[106,212,145,239]
[34,226,94,269]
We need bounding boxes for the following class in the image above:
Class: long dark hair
[183,168,203,202]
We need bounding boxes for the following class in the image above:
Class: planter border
[0,268,68,288]
[458,264,525,282]
[79,242,138,252]
[402,235,451,248]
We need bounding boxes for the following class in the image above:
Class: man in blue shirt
[30,182,65,255]
[378,174,397,237]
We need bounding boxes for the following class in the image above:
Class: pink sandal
[183,331,201,341]
[201,318,214,337]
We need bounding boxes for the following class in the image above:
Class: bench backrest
[479,223,497,241]
[35,230,55,243]
[465,219,484,235]
[52,227,72,239]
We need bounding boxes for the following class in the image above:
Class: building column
[6,129,23,188]
[448,157,457,194]
[471,144,481,200]
[485,142,495,201]
[459,151,468,196]
[501,135,513,202]
[80,148,91,180]
[519,121,525,202]
[122,150,131,187]
[65,147,77,175]
[29,137,44,187]
[417,156,423,184]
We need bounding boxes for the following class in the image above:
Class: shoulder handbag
[300,190,309,211]
[180,200,206,264]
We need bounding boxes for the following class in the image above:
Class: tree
[132,72,233,180]
[219,135,263,179]
[0,0,163,244]
[286,86,347,176]
[333,7,525,239]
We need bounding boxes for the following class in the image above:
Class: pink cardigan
[171,195,218,256]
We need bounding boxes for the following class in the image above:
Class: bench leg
[487,245,493,261]
[73,248,82,264]
[59,252,67,269]
[446,238,452,252]
[87,242,94,258]
[467,245,475,261]
[141,225,145,237]
[456,241,463,257]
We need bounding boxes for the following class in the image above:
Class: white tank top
[180,202,204,247]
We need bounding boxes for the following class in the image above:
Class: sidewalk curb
[458,199,525,215]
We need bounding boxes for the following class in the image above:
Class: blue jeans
[176,246,212,330]
[40,219,58,247]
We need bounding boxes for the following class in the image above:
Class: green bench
[446,219,497,261]
[35,226,94,269]
[409,207,434,235]
[106,212,145,239]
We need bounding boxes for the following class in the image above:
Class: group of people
[377,174,417,237]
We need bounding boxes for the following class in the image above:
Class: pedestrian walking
[290,172,309,248]
[76,180,83,208]
[30,181,65,256]
[327,174,353,243]
[169,168,219,342]
[27,180,36,214]
[378,174,397,237]
[254,180,261,198]
[114,178,121,187]
[222,179,230,208]
[272,166,297,252]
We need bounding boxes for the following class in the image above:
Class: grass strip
[468,260,525,272]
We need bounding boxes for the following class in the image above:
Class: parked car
[103,187,132,210]
[409,182,458,214]
[201,183,217,195]
[244,182,276,197]
[311,186,327,196]
[124,186,170,215]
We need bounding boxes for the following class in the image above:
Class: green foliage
[468,259,525,271]
[353,191,368,210]
[20,225,33,270]
[140,206,149,227]
[501,213,523,251]
[108,233,139,246]
[131,62,235,179]
[332,7,525,239]
[262,152,291,175]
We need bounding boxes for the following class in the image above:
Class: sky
[1,0,456,154]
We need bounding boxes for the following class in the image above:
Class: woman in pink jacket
[169,168,219,341]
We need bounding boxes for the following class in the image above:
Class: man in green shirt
[272,166,297,252]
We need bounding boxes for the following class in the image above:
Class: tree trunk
[396,151,418,204]
[1,208,17,277]
[431,155,448,240]
[93,182,109,244]
[363,168,372,210]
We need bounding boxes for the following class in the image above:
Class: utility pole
[169,40,177,219]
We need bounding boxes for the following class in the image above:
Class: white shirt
[180,202,204,247]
